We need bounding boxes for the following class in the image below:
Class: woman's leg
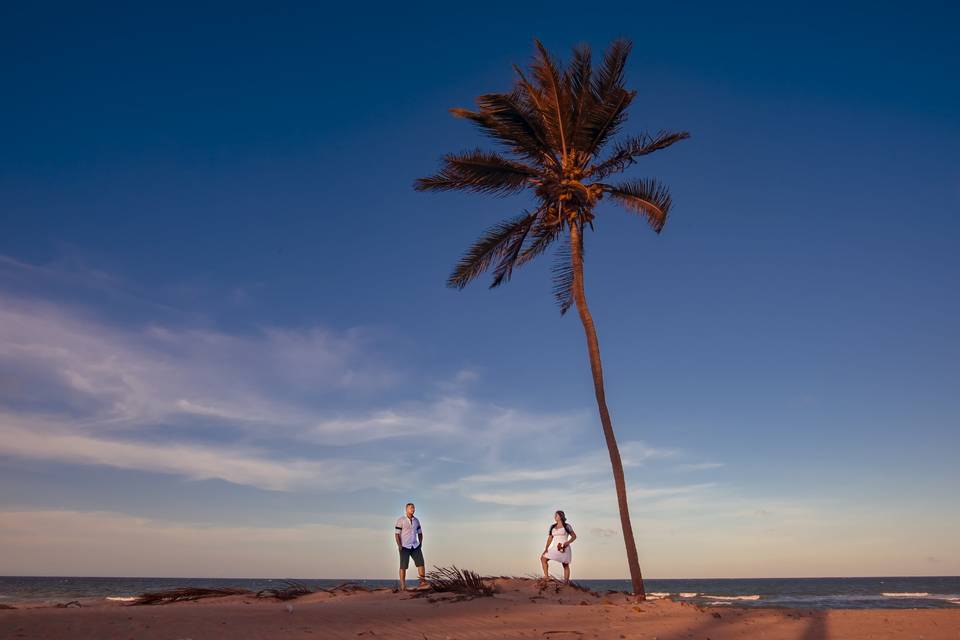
[562,563,570,584]
[540,555,550,578]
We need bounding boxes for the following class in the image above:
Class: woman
[540,510,577,583]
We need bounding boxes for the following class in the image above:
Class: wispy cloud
[0,257,714,514]
[445,441,676,488]
[304,395,493,446]
[673,462,725,472]
[0,293,395,430]
[0,411,402,492]
[0,253,128,296]
[466,481,717,508]
[0,252,187,318]
[0,269,592,491]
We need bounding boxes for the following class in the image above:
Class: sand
[2,578,958,639]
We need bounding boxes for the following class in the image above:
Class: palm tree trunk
[569,221,646,599]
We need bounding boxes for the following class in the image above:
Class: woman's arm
[560,529,577,550]
[543,534,553,552]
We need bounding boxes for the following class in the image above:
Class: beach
[2,578,958,640]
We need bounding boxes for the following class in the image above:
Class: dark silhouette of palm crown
[415,38,689,312]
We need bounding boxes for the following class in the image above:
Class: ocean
[1,575,958,609]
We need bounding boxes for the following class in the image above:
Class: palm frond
[315,582,372,594]
[579,39,636,155]
[424,566,494,596]
[590,131,690,179]
[256,581,313,601]
[129,587,253,605]
[605,179,673,233]
[514,221,562,268]
[490,209,539,287]
[581,88,635,157]
[452,90,557,167]
[531,39,571,160]
[447,212,536,289]
[414,149,538,195]
[551,230,583,315]
[592,38,632,103]
[566,43,595,153]
[511,65,561,158]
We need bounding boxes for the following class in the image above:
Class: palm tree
[414,38,688,598]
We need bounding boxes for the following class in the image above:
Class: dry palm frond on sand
[422,566,493,597]
[255,580,313,600]
[128,587,253,605]
[317,582,374,595]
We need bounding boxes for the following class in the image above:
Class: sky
[1,1,958,579]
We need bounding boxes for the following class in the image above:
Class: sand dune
[2,578,958,639]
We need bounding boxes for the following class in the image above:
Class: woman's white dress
[542,525,573,564]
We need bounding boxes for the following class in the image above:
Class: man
[394,502,425,590]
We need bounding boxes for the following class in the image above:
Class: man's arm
[395,532,402,548]
[395,520,403,548]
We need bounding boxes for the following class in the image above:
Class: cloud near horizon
[3,256,879,581]
[1,256,956,578]
[0,285,711,495]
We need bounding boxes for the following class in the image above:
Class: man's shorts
[399,545,424,569]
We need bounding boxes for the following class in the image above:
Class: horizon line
[4,573,958,581]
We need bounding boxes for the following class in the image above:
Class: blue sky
[1,1,958,578]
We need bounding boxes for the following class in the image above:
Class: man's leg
[399,547,410,590]
[413,547,426,587]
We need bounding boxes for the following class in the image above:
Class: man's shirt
[395,515,422,549]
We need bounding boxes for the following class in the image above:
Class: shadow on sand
[798,611,829,640]
[647,608,830,640]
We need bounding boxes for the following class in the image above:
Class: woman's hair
[548,510,573,535]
